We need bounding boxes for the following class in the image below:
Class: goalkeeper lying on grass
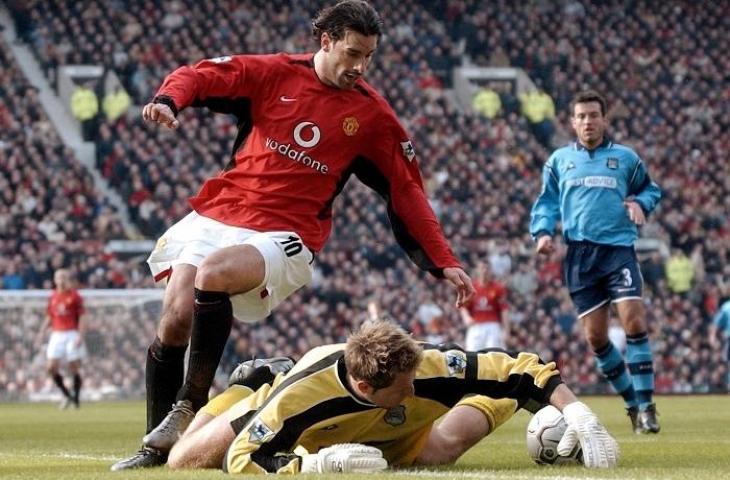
[165,320,619,473]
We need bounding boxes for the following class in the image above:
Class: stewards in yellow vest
[665,249,694,294]
[519,88,556,147]
[519,89,556,123]
[103,88,131,121]
[70,84,99,141]
[472,88,501,119]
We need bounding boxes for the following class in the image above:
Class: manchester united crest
[342,116,359,136]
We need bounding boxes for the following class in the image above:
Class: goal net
[0,289,163,402]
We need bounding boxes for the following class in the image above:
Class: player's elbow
[416,432,470,465]
[433,443,465,465]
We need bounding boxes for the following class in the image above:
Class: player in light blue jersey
[710,299,730,390]
[530,90,662,434]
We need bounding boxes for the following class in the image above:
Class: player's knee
[584,329,608,349]
[194,259,231,292]
[622,312,646,334]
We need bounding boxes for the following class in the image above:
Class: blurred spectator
[416,291,444,332]
[70,82,99,141]
[519,87,555,148]
[640,251,665,295]
[666,248,694,294]
[2,262,26,289]
[554,299,577,336]
[472,85,501,119]
[102,87,131,122]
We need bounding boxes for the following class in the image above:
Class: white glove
[300,443,388,473]
[559,402,620,468]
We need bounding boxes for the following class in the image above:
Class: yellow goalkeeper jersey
[222,343,562,474]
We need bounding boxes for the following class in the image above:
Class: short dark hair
[570,90,608,116]
[312,0,383,42]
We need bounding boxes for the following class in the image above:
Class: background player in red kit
[112,0,475,470]
[461,262,509,350]
[37,268,86,409]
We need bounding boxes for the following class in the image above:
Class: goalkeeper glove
[558,402,620,468]
[300,443,388,474]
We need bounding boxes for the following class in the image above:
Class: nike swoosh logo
[280,96,297,102]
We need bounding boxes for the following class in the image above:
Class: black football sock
[177,289,233,412]
[146,337,187,433]
[72,374,82,401]
[52,373,71,398]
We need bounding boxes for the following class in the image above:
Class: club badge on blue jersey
[606,158,619,169]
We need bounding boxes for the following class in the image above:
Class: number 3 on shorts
[621,268,633,287]
[278,235,304,257]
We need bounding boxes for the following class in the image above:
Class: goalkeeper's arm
[300,444,388,474]
[549,384,620,468]
[227,442,387,474]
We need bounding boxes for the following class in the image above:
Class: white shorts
[47,330,87,362]
[147,211,314,323]
[465,322,504,351]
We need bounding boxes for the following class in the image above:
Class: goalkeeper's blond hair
[345,320,422,390]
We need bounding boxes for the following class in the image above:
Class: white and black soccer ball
[526,405,582,465]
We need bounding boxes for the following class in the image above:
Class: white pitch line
[0,452,118,461]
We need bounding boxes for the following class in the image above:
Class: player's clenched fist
[142,103,180,129]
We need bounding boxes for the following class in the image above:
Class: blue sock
[626,332,654,410]
[594,342,638,409]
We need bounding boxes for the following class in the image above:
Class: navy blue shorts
[564,242,643,317]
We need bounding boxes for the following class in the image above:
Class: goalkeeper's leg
[414,397,517,465]
[168,385,254,469]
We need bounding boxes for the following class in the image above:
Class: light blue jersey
[714,300,730,339]
[530,138,661,246]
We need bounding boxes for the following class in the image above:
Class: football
[526,405,582,465]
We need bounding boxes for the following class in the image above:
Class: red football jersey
[467,281,507,324]
[47,289,84,331]
[154,53,459,274]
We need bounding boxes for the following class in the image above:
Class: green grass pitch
[1,395,729,479]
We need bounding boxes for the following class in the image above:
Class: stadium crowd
[0,40,145,291]
[1,0,728,399]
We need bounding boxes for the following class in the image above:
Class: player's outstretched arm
[142,103,180,129]
[443,267,475,308]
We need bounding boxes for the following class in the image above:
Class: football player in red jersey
[37,269,86,409]
[461,261,509,350]
[112,1,475,470]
